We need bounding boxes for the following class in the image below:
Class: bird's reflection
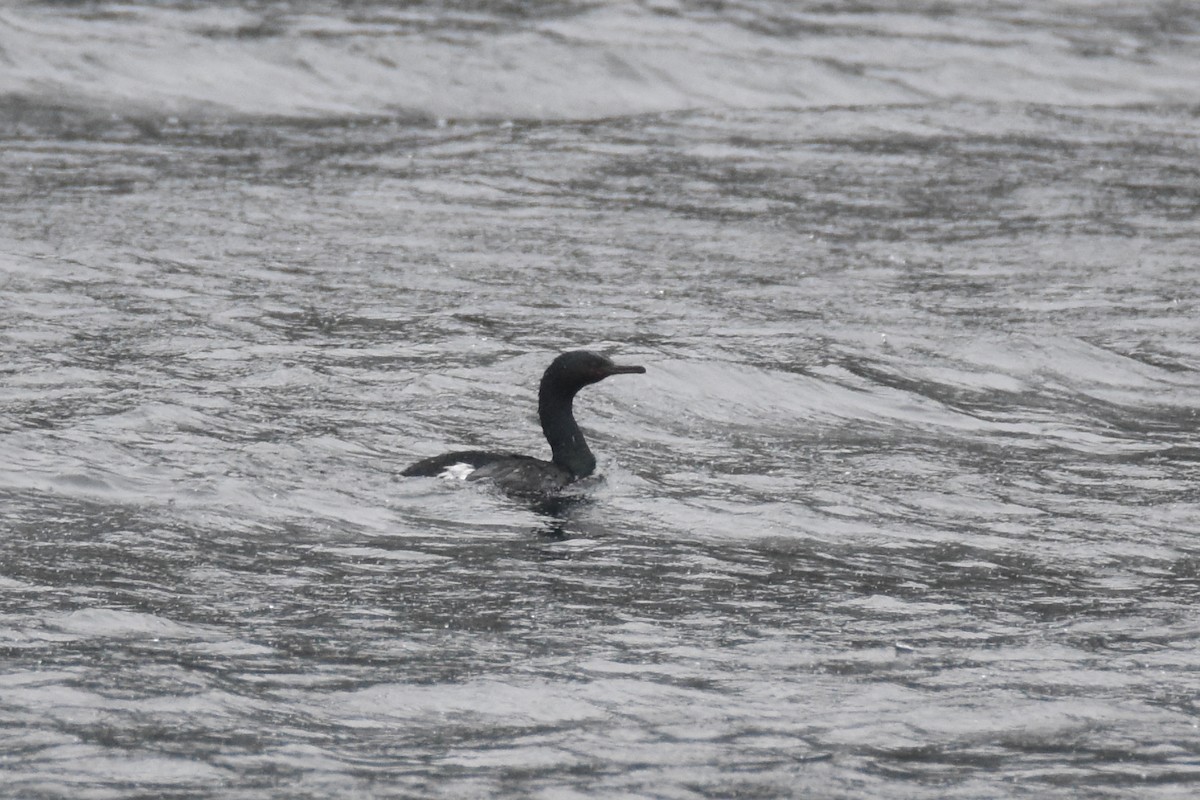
[529,492,593,540]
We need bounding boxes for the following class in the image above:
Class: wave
[3,2,1199,122]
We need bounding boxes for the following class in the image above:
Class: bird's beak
[606,363,646,376]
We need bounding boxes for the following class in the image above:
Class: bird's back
[401,450,574,495]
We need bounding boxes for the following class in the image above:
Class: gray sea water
[2,1,1200,798]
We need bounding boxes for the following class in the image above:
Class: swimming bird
[401,350,646,495]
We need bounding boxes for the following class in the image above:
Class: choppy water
[3,1,1200,798]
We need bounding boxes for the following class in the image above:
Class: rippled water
[2,1,1200,798]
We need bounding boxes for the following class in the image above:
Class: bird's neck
[539,389,596,478]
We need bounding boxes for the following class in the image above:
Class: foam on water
[2,3,1199,121]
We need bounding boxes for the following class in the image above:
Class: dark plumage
[402,350,645,495]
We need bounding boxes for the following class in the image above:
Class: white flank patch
[438,463,475,481]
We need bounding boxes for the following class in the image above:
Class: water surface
[2,2,1199,797]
